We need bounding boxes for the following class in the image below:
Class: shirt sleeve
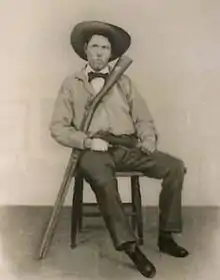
[127,78,159,149]
[49,79,87,149]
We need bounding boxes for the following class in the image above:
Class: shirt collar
[74,64,112,82]
[85,64,110,76]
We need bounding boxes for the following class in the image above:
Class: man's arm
[50,78,109,151]
[127,78,158,154]
[50,79,88,149]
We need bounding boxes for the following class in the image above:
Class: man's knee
[165,156,186,189]
[153,151,186,178]
[170,157,186,175]
[78,150,116,185]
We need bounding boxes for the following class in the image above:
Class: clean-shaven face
[85,34,112,71]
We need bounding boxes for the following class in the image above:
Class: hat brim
[70,21,131,61]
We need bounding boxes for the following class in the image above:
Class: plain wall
[0,0,220,206]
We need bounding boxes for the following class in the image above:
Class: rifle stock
[38,55,133,259]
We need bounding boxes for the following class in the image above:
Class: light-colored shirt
[84,64,136,135]
[85,64,109,94]
[50,65,158,150]
[84,64,113,133]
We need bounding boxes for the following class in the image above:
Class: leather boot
[158,234,189,258]
[125,246,156,278]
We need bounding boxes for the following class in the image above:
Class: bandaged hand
[84,138,109,151]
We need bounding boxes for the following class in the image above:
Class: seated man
[50,21,189,278]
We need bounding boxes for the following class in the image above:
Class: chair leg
[131,178,137,232]
[78,180,83,231]
[131,176,144,245]
[71,173,83,248]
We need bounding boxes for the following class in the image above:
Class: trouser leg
[143,152,185,232]
[78,150,137,250]
[110,148,186,233]
[157,155,185,232]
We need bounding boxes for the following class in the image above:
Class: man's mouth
[94,59,103,64]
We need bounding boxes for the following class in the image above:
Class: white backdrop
[0,0,220,206]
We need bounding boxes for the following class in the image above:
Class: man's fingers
[141,145,156,155]
[90,138,109,151]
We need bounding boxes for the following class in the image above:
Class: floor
[0,206,219,280]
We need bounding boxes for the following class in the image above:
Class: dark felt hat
[70,21,131,61]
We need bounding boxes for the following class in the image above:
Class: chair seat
[116,167,187,177]
[73,171,145,178]
[116,171,145,177]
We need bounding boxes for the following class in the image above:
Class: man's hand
[142,144,156,155]
[84,138,109,151]
[91,138,109,151]
[137,141,156,155]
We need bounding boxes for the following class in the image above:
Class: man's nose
[96,47,103,57]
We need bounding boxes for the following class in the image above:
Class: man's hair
[85,32,113,46]
[83,32,114,58]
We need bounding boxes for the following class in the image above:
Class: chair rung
[81,202,134,217]
[82,202,132,207]
[83,212,136,217]
[82,213,102,217]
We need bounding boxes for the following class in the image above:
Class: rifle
[92,131,138,148]
[38,55,133,259]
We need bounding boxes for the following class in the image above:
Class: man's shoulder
[118,73,136,93]
[60,69,85,89]
[119,73,131,82]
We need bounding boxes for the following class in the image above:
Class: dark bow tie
[88,71,109,83]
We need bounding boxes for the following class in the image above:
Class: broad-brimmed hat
[70,21,131,61]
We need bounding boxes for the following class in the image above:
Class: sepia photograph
[0,1,220,279]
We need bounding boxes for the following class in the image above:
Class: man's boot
[125,245,156,278]
[158,231,189,258]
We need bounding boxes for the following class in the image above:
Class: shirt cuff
[71,131,88,150]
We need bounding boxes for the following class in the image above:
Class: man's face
[85,35,112,71]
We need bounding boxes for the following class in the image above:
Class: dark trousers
[78,146,185,250]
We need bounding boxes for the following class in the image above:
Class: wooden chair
[71,171,145,248]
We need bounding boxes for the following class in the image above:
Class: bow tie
[88,71,109,83]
